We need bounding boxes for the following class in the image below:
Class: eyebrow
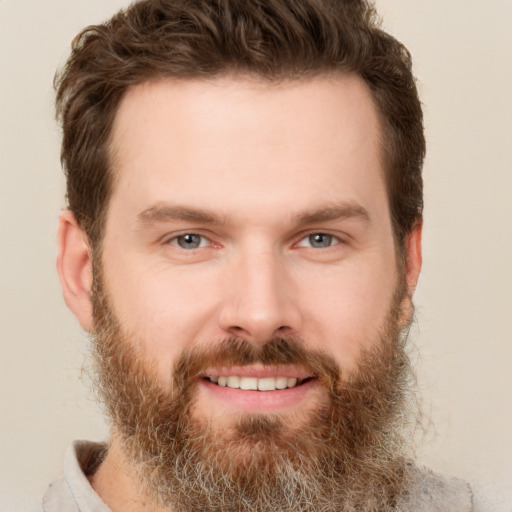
[292,202,371,226]
[137,201,371,228]
[137,204,225,225]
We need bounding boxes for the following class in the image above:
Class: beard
[90,268,418,512]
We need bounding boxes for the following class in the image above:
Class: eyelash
[165,232,342,251]
[167,233,211,250]
[296,233,341,249]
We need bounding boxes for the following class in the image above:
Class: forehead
[108,75,386,224]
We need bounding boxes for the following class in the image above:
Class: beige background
[1,0,511,510]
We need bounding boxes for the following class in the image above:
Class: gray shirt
[42,440,473,511]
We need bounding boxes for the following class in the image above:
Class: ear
[56,210,94,332]
[397,223,422,327]
[404,222,423,297]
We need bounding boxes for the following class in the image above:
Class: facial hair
[90,270,418,512]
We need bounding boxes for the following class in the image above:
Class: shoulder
[42,440,110,512]
[42,475,79,512]
[398,463,473,512]
[470,479,512,512]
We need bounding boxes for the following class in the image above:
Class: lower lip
[199,378,318,412]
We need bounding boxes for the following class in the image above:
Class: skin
[57,75,422,511]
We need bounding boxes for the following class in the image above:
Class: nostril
[276,326,294,336]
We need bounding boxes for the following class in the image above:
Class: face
[103,74,401,393]
[58,75,422,510]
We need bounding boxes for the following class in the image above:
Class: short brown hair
[55,0,424,248]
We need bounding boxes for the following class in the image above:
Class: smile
[198,366,318,411]
[205,375,311,391]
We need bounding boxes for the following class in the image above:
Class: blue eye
[172,234,207,249]
[299,233,339,248]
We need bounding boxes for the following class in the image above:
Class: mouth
[198,366,318,411]
[203,375,314,391]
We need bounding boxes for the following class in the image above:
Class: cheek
[297,260,398,373]
[102,259,223,384]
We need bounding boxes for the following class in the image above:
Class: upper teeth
[211,376,299,391]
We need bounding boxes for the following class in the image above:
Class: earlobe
[56,210,94,332]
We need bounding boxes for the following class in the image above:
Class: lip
[199,375,318,412]
[201,364,313,380]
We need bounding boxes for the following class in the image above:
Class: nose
[218,247,302,344]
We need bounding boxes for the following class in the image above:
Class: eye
[297,233,340,249]
[170,233,209,250]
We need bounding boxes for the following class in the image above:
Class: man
[45,0,472,510]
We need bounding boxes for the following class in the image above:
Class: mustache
[173,337,342,395]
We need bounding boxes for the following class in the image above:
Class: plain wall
[1,0,511,510]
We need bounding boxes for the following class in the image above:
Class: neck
[89,436,167,512]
